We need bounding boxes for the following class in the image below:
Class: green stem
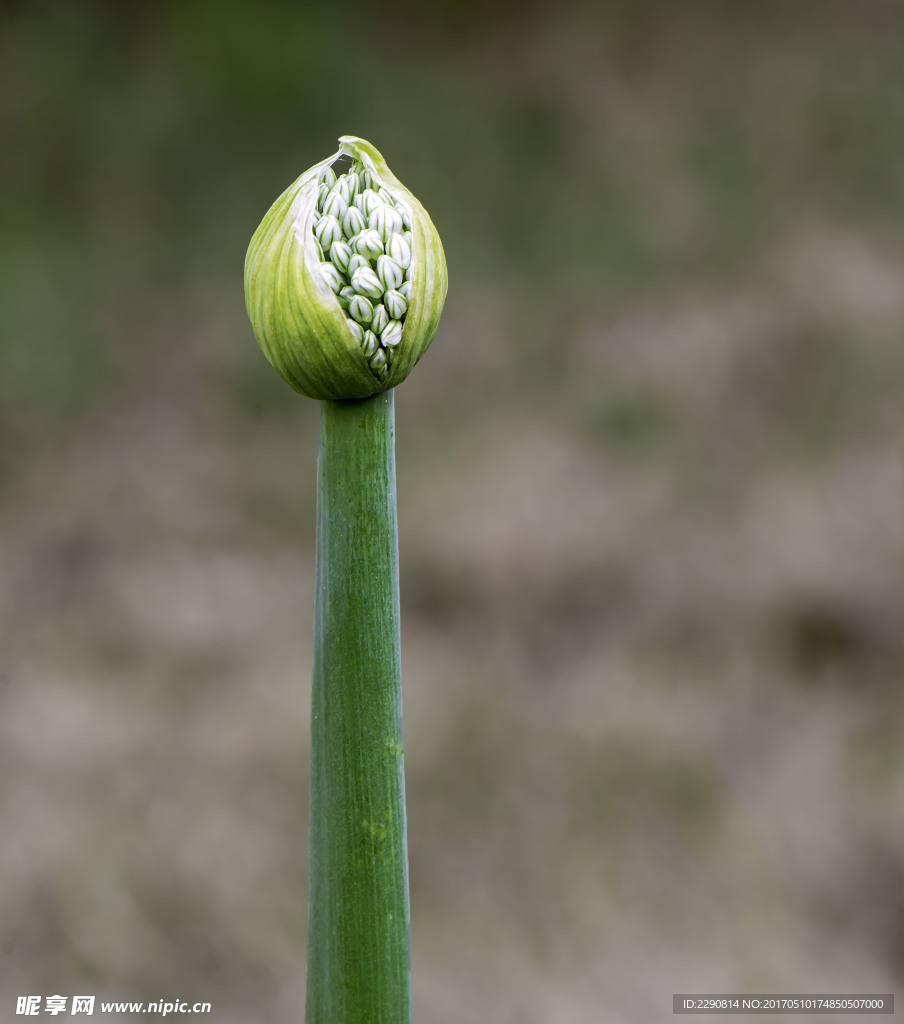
[306,389,410,1024]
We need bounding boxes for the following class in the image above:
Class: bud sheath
[245,136,448,401]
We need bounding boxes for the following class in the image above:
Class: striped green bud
[245,135,447,399]
[319,263,346,293]
[387,232,411,270]
[321,188,349,222]
[348,294,374,323]
[351,266,384,300]
[346,253,371,278]
[313,214,342,252]
[376,254,404,292]
[362,329,379,357]
[342,206,367,239]
[333,173,359,205]
[355,188,383,218]
[369,347,387,373]
[353,229,384,261]
[381,320,403,348]
[370,204,404,243]
[329,239,352,274]
[384,289,407,320]
[370,302,390,335]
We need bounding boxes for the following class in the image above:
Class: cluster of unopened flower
[309,162,413,379]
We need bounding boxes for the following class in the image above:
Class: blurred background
[1,1,903,1021]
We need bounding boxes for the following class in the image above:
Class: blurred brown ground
[0,2,902,1021]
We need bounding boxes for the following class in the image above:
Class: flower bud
[370,302,390,335]
[362,330,379,357]
[313,214,342,252]
[245,136,448,399]
[355,188,383,218]
[376,255,404,292]
[322,188,349,222]
[386,232,411,270]
[384,288,408,320]
[348,294,374,324]
[370,204,404,242]
[353,229,384,261]
[369,347,387,375]
[329,240,352,275]
[381,320,403,348]
[342,206,367,238]
[351,266,383,300]
[333,172,359,205]
[319,263,346,294]
[346,253,371,278]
